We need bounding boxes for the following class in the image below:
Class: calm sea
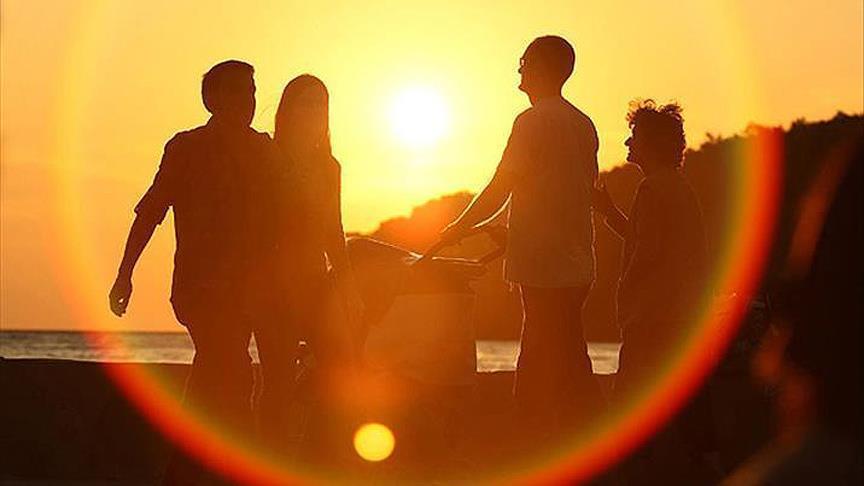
[0,331,620,375]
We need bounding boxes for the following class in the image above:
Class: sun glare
[389,86,450,148]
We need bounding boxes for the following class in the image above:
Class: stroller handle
[416,225,507,265]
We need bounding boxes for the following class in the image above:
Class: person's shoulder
[524,99,563,120]
[635,175,652,191]
[659,168,691,190]
[250,128,273,145]
[165,125,210,150]
[635,176,660,201]
[249,130,277,163]
[564,101,598,133]
[514,106,536,122]
[639,172,673,192]
[641,170,693,204]
[676,170,701,202]
[513,107,540,132]
[325,155,342,179]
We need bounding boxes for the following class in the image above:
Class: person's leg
[614,322,691,485]
[514,286,604,442]
[163,316,254,485]
[558,286,605,429]
[185,320,255,432]
[254,306,302,457]
[513,286,565,443]
[297,277,362,471]
[614,323,667,405]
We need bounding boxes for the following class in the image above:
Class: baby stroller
[298,227,506,477]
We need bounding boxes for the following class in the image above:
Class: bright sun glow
[389,86,450,148]
[353,423,395,462]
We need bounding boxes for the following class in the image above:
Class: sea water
[0,331,620,374]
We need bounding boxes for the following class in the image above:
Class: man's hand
[591,182,616,216]
[109,275,133,317]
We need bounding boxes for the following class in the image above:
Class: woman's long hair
[274,74,333,157]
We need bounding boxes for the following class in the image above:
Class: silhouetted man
[442,35,602,441]
[108,60,273,484]
[593,100,709,483]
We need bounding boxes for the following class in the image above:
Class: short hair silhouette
[627,99,686,167]
[526,35,576,87]
[201,60,254,114]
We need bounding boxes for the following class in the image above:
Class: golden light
[388,86,450,148]
[353,423,396,462]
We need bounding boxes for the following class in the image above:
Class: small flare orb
[353,422,395,462]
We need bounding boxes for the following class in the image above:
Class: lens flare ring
[51,2,781,484]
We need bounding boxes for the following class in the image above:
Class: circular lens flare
[389,86,449,148]
[353,423,396,462]
[50,2,784,483]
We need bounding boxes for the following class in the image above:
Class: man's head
[625,100,686,170]
[201,60,256,127]
[518,36,575,97]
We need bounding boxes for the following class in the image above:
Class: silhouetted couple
[443,35,707,465]
[109,61,361,483]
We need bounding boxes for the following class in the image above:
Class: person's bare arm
[109,136,180,317]
[593,183,631,239]
[442,165,513,241]
[109,216,159,316]
[618,184,662,290]
[323,164,351,277]
[441,113,529,241]
[605,208,630,239]
[322,162,364,331]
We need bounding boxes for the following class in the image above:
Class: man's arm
[593,183,631,239]
[618,184,663,290]
[603,206,631,239]
[442,165,513,241]
[322,163,350,275]
[109,136,180,317]
[109,216,159,316]
[441,113,528,242]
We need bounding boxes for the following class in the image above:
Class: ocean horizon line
[0,330,621,344]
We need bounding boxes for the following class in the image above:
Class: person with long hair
[270,74,363,463]
[273,74,362,348]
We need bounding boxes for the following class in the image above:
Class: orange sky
[1,0,862,331]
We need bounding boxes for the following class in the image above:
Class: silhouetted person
[271,74,363,466]
[442,35,603,444]
[592,100,710,483]
[108,60,274,484]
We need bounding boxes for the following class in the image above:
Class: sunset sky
[2,0,862,331]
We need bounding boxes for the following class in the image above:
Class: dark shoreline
[4,358,614,483]
[1,357,771,484]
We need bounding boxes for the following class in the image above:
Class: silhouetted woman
[272,74,363,462]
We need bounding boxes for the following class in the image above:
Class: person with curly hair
[593,100,711,482]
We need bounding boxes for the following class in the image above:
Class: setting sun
[389,86,450,148]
